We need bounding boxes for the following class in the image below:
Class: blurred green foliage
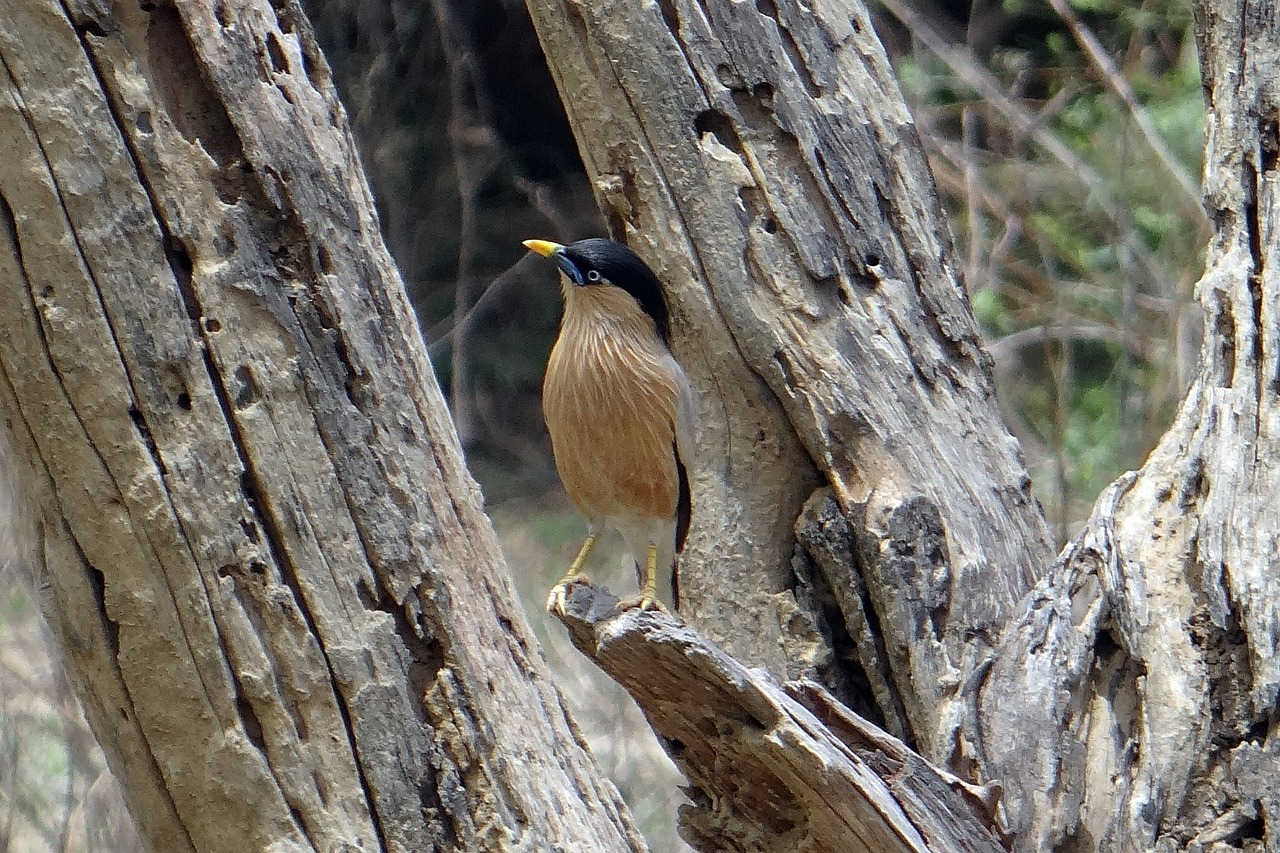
[884,0,1206,538]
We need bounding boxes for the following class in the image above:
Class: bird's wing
[665,355,696,554]
[667,355,697,469]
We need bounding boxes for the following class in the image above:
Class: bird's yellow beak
[523,239,564,258]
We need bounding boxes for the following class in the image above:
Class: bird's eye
[586,269,601,282]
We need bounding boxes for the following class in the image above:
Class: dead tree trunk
[527,0,1280,850]
[0,1,643,851]
[965,2,1280,849]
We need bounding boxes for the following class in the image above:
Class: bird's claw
[546,584,569,615]
[546,574,589,615]
[616,591,668,615]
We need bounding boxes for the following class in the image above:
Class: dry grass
[0,485,140,852]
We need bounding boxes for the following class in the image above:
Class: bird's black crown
[562,238,672,344]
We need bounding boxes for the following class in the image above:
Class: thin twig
[1045,0,1203,208]
[988,323,1162,364]
[429,0,491,447]
[425,254,538,355]
[881,0,1179,293]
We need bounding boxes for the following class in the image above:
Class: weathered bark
[0,1,642,851]
[522,0,1054,763]
[963,2,1280,850]
[555,585,1006,853]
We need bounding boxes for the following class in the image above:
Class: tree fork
[521,0,1054,762]
[526,0,1280,850]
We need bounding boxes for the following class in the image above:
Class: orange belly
[543,330,681,524]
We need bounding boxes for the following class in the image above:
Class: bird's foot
[546,573,591,615]
[615,590,668,615]
[615,544,668,614]
[547,534,600,615]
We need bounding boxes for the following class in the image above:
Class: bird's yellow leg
[547,532,599,614]
[618,544,666,613]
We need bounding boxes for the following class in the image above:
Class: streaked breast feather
[543,321,682,522]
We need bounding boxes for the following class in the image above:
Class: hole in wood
[147,7,245,169]
[299,42,320,91]
[273,0,295,33]
[236,696,267,750]
[716,64,745,91]
[694,109,744,156]
[76,18,109,38]
[1261,117,1279,173]
[216,221,237,255]
[234,365,259,408]
[657,0,679,32]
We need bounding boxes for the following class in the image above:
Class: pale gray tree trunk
[5,0,1274,849]
[0,1,643,851]
[526,0,1280,851]
[967,2,1280,849]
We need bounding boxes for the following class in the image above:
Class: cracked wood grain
[528,0,1280,850]
[0,1,644,850]
[554,583,1007,853]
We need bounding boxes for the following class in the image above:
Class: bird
[523,237,694,614]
